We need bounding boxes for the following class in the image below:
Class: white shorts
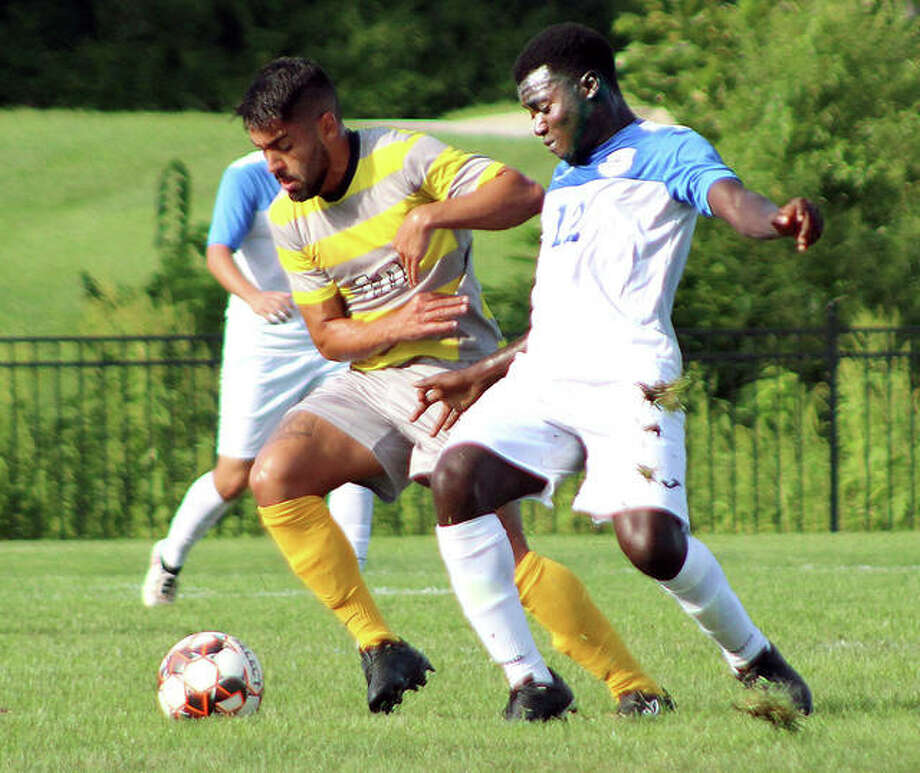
[215,310,343,459]
[288,361,469,502]
[444,368,690,524]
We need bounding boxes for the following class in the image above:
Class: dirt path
[356,104,672,137]
[355,111,533,137]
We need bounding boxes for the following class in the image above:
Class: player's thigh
[296,368,421,503]
[252,410,384,504]
[444,376,585,509]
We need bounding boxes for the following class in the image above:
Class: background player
[238,56,669,719]
[421,22,821,716]
[142,151,373,607]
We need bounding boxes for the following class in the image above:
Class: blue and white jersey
[519,119,737,387]
[208,150,291,294]
[208,151,317,350]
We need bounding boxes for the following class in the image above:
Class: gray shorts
[285,361,467,502]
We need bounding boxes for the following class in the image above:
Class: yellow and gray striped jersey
[269,127,505,371]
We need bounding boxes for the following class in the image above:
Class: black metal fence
[678,306,918,534]
[2,309,919,538]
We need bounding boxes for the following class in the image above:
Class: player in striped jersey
[421,23,820,718]
[142,151,374,608]
[236,56,669,719]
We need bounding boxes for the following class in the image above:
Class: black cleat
[360,640,434,714]
[736,642,813,715]
[616,689,676,717]
[503,668,576,722]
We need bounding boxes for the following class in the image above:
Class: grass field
[0,108,553,337]
[2,532,918,772]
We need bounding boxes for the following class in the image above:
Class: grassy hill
[0,108,554,337]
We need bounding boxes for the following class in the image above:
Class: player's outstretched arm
[411,336,528,436]
[392,168,544,286]
[206,244,293,323]
[707,178,823,251]
[299,291,470,363]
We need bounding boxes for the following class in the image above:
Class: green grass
[2,532,918,772]
[0,108,553,337]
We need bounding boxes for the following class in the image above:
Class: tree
[615,0,920,329]
[0,0,640,115]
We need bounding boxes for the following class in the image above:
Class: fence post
[826,301,840,532]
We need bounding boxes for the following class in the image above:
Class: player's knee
[216,476,248,501]
[213,465,251,501]
[431,445,503,526]
[613,508,687,581]
[430,445,483,524]
[248,455,272,506]
[249,447,307,506]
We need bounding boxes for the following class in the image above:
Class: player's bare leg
[250,411,432,713]
[613,507,812,715]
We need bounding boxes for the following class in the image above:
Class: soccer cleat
[360,640,434,714]
[142,540,179,607]
[735,642,813,715]
[503,668,576,722]
[616,689,676,718]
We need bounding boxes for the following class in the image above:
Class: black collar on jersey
[322,129,360,202]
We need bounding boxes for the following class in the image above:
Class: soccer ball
[156,631,264,719]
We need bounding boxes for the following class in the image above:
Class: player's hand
[388,291,469,344]
[391,206,434,287]
[772,198,823,252]
[410,363,489,437]
[249,291,294,323]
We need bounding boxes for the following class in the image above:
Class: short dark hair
[236,57,340,129]
[513,23,618,90]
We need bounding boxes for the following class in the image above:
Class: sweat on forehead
[517,66,566,103]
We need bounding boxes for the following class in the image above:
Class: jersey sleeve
[267,196,338,306]
[660,129,739,217]
[206,164,260,249]
[403,133,504,201]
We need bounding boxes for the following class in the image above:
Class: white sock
[160,471,232,570]
[436,514,552,688]
[327,483,374,570]
[660,535,768,670]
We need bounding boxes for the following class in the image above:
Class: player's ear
[579,71,601,100]
[317,110,338,139]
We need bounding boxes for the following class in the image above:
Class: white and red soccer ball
[157,631,264,719]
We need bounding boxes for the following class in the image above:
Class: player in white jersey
[417,23,822,717]
[142,152,373,607]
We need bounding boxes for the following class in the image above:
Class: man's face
[248,114,330,202]
[518,65,591,164]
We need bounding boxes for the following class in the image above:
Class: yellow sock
[259,495,394,650]
[515,551,661,698]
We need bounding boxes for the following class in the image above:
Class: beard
[285,174,324,202]
[282,143,330,202]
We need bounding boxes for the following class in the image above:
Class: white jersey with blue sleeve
[518,119,738,387]
[208,152,341,456]
[208,150,292,296]
[208,151,320,350]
